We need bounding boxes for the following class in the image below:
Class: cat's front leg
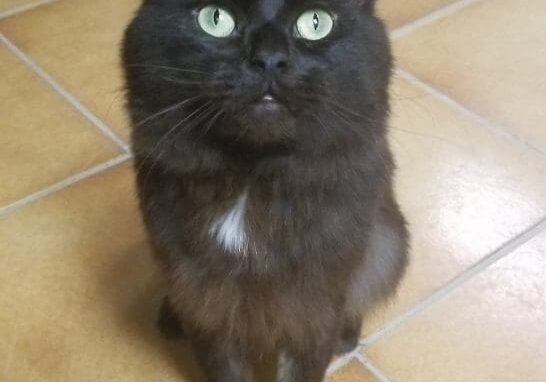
[278,335,337,382]
[336,314,362,355]
[192,334,254,382]
[157,296,186,340]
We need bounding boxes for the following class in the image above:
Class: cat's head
[123,0,391,151]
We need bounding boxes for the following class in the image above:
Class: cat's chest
[159,174,353,259]
[208,190,250,255]
[205,185,299,257]
[204,185,334,257]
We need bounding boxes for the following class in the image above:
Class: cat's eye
[296,10,334,41]
[197,6,236,38]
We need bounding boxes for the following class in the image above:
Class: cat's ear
[361,0,377,13]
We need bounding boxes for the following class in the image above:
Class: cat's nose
[250,51,289,73]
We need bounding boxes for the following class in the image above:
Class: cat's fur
[122,0,408,381]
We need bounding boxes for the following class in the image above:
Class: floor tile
[361,77,546,336]
[0,0,34,16]
[327,361,377,382]
[366,229,546,382]
[393,0,546,153]
[377,0,458,29]
[0,0,141,141]
[0,165,203,382]
[0,43,120,208]
[0,163,380,381]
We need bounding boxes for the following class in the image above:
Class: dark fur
[122,0,408,381]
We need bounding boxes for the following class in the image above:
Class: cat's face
[124,0,390,148]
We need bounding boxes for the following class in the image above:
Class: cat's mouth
[223,88,297,144]
[255,93,282,109]
[250,90,287,114]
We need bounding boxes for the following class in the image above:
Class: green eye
[296,9,334,41]
[197,6,235,38]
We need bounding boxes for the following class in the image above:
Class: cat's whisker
[389,126,463,148]
[137,101,218,191]
[322,104,361,131]
[320,90,457,146]
[136,101,215,172]
[324,98,366,120]
[319,93,455,146]
[197,107,224,141]
[310,114,334,141]
[296,81,370,121]
[151,103,218,168]
[172,101,217,133]
[172,102,221,143]
[159,76,224,90]
[127,63,212,76]
[135,95,204,127]
[234,122,250,143]
[160,76,209,86]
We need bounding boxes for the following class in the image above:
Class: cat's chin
[244,110,295,144]
[214,101,297,146]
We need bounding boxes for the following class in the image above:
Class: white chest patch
[209,191,249,255]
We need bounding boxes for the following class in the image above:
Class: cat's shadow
[94,241,205,382]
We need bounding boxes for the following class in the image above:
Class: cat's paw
[335,337,358,355]
[157,297,185,340]
[335,325,360,355]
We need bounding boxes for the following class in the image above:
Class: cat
[122,1,409,381]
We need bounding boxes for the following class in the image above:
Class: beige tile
[393,0,546,153]
[0,0,141,141]
[0,163,379,381]
[377,0,457,29]
[0,165,203,382]
[361,77,546,336]
[0,0,33,15]
[366,229,546,382]
[0,44,120,207]
[327,361,377,382]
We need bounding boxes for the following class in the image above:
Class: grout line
[394,68,546,159]
[326,347,361,377]
[0,0,57,20]
[388,0,546,159]
[360,215,546,348]
[0,33,131,153]
[0,154,132,218]
[354,353,393,382]
[389,0,482,40]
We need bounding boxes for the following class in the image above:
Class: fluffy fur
[122,0,408,381]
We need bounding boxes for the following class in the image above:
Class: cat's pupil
[213,9,220,25]
[313,13,319,30]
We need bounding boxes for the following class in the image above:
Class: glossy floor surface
[1,0,545,381]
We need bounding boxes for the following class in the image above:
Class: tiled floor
[0,0,544,381]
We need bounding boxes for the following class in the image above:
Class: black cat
[122,1,408,381]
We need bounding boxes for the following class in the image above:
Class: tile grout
[0,32,131,153]
[326,347,361,377]
[1,0,543,339]
[354,352,393,382]
[0,0,541,288]
[359,215,546,348]
[0,0,541,379]
[387,0,546,160]
[0,153,132,218]
[1,0,540,219]
[394,68,546,160]
[0,0,57,20]
[389,0,483,40]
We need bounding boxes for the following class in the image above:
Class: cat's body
[123,0,408,381]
